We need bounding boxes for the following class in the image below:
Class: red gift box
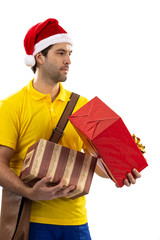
[69,97,148,187]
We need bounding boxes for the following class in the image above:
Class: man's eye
[58,52,64,55]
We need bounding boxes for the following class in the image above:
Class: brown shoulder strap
[49,92,80,143]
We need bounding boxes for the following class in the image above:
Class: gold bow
[132,134,146,154]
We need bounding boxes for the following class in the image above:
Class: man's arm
[83,147,141,185]
[0,145,75,201]
[95,160,141,185]
[95,165,109,178]
[95,159,141,188]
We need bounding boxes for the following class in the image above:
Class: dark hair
[31,45,53,73]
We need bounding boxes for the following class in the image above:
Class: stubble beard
[53,71,67,83]
[43,65,68,85]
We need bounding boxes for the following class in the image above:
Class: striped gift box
[20,139,97,199]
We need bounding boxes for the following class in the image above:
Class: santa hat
[24,18,73,67]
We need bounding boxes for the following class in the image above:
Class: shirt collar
[26,79,70,102]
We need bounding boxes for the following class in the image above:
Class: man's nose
[64,54,71,65]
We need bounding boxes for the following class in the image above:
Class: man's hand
[0,145,75,200]
[124,168,141,186]
[116,168,141,187]
[28,177,75,201]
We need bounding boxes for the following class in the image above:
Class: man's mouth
[60,67,69,73]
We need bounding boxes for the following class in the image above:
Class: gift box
[20,139,97,199]
[69,97,148,187]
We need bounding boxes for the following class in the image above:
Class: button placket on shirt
[43,96,54,129]
[50,101,58,128]
[50,101,54,116]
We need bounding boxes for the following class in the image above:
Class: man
[0,18,141,240]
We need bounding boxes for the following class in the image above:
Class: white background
[0,1,160,239]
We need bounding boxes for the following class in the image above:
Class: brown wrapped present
[20,139,97,199]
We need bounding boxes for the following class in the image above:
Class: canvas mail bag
[0,92,80,240]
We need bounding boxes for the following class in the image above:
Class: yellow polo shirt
[0,79,89,225]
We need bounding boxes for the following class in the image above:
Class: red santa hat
[24,18,73,67]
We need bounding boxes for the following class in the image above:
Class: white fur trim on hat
[33,33,73,56]
[24,55,36,67]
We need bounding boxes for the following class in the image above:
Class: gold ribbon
[132,134,146,154]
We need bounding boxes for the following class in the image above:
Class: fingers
[49,179,75,197]
[30,177,76,201]
[34,176,52,189]
[127,173,136,184]
[60,185,76,195]
[124,169,141,187]
[132,168,141,179]
[34,177,65,190]
[115,183,120,188]
[33,177,76,200]
[51,178,65,191]
[46,185,75,200]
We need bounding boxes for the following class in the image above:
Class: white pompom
[24,55,36,67]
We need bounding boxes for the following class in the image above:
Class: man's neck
[33,77,60,102]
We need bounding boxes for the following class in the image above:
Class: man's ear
[35,52,45,65]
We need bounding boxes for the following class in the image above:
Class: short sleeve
[0,100,19,150]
